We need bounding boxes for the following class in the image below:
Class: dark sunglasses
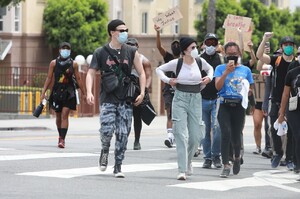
[115,29,129,33]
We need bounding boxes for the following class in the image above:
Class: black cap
[171,40,179,46]
[204,33,218,41]
[280,36,294,45]
[59,42,71,49]
[107,19,125,36]
[126,38,138,46]
[179,37,197,52]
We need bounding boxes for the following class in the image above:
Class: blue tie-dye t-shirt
[214,64,254,99]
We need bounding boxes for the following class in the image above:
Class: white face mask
[298,55,300,64]
[190,48,199,58]
[237,57,242,64]
[205,46,216,55]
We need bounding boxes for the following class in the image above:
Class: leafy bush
[32,72,48,88]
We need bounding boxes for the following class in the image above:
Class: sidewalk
[0,115,255,135]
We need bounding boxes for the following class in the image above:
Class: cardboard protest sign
[223,14,254,52]
[223,14,252,31]
[153,7,183,30]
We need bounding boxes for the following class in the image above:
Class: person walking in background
[214,41,254,178]
[156,37,213,180]
[126,38,152,150]
[277,61,300,179]
[40,42,86,149]
[256,33,295,170]
[199,33,223,169]
[86,19,146,178]
[154,24,181,148]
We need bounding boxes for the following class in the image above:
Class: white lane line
[0,153,98,161]
[16,162,202,179]
[169,170,300,193]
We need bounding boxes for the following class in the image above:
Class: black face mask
[171,46,181,57]
[225,55,238,64]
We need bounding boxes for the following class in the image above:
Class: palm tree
[206,0,216,33]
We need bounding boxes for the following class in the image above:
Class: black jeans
[133,105,142,142]
[287,110,300,168]
[269,102,293,160]
[218,103,246,165]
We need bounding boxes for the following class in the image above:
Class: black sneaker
[202,159,212,169]
[164,138,173,148]
[220,166,231,178]
[133,142,141,150]
[98,149,108,171]
[212,157,222,168]
[194,149,201,157]
[113,164,125,178]
[233,158,241,175]
[262,148,273,159]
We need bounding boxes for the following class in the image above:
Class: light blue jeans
[201,98,221,160]
[172,90,204,173]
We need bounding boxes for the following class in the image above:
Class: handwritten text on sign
[223,14,252,31]
[153,7,183,30]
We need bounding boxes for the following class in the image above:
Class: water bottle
[75,89,80,105]
[33,98,47,118]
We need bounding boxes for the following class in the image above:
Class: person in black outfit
[154,24,181,148]
[257,33,295,170]
[41,42,86,148]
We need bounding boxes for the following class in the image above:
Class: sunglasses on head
[115,29,129,33]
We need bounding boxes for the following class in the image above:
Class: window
[174,21,179,34]
[142,12,148,34]
[14,6,20,32]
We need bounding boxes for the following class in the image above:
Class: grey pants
[172,90,204,173]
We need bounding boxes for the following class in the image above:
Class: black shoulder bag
[103,45,140,102]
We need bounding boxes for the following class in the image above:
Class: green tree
[0,0,24,7]
[43,0,108,57]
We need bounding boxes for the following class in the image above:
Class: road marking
[16,162,202,179]
[0,153,98,161]
[169,169,300,193]
[0,148,16,151]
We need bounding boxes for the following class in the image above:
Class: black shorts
[50,97,77,112]
[255,102,263,110]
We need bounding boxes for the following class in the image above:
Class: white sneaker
[177,173,186,180]
[186,163,193,176]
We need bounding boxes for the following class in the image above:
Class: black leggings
[218,103,246,165]
[133,106,142,142]
[287,110,300,168]
[269,102,293,160]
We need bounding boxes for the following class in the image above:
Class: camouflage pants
[99,102,133,165]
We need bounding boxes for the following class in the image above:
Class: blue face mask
[60,49,71,58]
[283,46,294,56]
[117,32,128,44]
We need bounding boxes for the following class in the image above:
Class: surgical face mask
[298,55,300,64]
[225,55,239,64]
[60,49,71,59]
[117,32,128,44]
[190,48,199,58]
[205,45,216,55]
[283,45,294,56]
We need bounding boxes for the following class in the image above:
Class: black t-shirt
[270,56,292,102]
[90,43,137,104]
[200,52,223,99]
[288,60,300,71]
[285,66,300,110]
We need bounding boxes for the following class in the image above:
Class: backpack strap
[275,56,282,67]
[176,57,202,77]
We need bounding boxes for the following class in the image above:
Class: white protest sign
[153,7,183,30]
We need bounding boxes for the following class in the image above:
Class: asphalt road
[0,116,299,199]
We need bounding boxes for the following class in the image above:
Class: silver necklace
[109,43,121,54]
